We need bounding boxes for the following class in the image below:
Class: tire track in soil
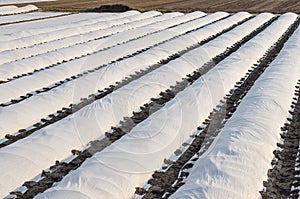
[138,17,300,199]
[8,16,275,199]
[0,14,245,147]
[261,80,300,199]
[0,13,209,86]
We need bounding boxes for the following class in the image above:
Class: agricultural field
[0,4,300,199]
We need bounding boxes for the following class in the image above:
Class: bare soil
[10,0,300,13]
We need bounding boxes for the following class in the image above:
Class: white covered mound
[170,15,300,199]
[0,5,38,15]
[35,13,297,199]
[0,6,17,13]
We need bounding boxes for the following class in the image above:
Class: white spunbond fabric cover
[0,12,254,197]
[15,5,38,13]
[0,5,16,10]
[0,12,180,65]
[0,11,206,82]
[0,11,160,52]
[0,11,139,40]
[170,16,300,199]
[0,11,223,136]
[0,5,17,15]
[0,13,183,70]
[0,5,38,15]
[0,11,66,25]
[35,13,298,199]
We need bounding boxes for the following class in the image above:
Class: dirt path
[11,0,300,13]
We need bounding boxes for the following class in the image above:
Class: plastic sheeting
[170,16,300,199]
[0,12,255,197]
[35,13,298,199]
[0,11,207,81]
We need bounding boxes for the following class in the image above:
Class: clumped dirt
[12,0,300,13]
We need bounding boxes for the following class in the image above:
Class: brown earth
[12,0,300,13]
